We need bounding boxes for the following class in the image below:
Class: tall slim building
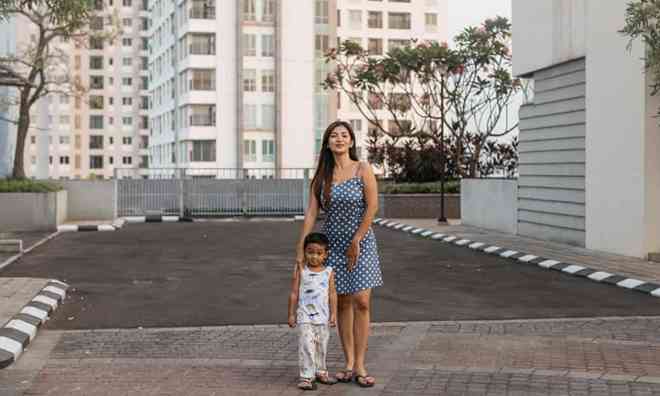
[0,0,150,180]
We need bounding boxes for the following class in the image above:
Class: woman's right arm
[295,183,320,273]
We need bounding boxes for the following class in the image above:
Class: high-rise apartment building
[149,0,446,175]
[0,0,151,179]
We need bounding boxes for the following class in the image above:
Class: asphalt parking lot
[2,220,660,330]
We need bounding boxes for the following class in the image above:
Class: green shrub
[379,180,460,194]
[0,179,63,193]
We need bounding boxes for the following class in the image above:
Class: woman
[295,120,383,388]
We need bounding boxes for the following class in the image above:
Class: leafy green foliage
[621,0,660,102]
[323,17,522,181]
[379,180,460,194]
[0,178,62,192]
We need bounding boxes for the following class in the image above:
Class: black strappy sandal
[355,374,375,388]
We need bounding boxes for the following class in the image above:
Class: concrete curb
[0,279,69,369]
[122,215,195,224]
[57,224,117,232]
[373,218,660,299]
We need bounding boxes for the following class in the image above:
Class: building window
[122,57,133,66]
[123,136,132,145]
[368,11,383,29]
[89,56,103,69]
[315,0,328,24]
[192,140,216,162]
[189,69,215,90]
[122,77,133,86]
[89,95,104,109]
[315,34,329,56]
[349,10,362,29]
[30,136,36,144]
[261,104,274,129]
[189,0,215,19]
[243,34,256,56]
[389,12,411,29]
[122,18,132,27]
[122,156,132,165]
[244,104,257,129]
[262,70,274,92]
[90,75,104,89]
[122,0,132,6]
[59,136,70,145]
[189,104,216,126]
[243,69,256,92]
[262,140,274,162]
[243,139,257,162]
[122,97,133,106]
[89,135,104,149]
[122,116,133,125]
[122,38,133,47]
[243,0,256,21]
[89,36,103,50]
[189,33,215,55]
[261,34,274,57]
[59,156,70,165]
[368,38,383,55]
[90,115,104,129]
[388,39,409,51]
[59,115,70,124]
[89,155,104,169]
[350,119,363,133]
[337,9,341,26]
[425,13,437,32]
[263,0,275,22]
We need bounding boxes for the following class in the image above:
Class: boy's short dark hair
[304,232,330,250]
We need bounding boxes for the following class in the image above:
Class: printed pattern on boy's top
[297,266,332,325]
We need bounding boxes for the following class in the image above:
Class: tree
[323,16,522,180]
[0,0,116,179]
[621,0,660,117]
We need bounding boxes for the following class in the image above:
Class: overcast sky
[448,0,512,44]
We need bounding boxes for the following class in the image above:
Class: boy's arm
[288,267,301,327]
[328,271,337,327]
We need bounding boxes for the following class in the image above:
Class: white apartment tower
[0,0,152,179]
[149,0,446,174]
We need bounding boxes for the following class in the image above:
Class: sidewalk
[0,278,52,326]
[387,218,660,285]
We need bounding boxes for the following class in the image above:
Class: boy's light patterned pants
[298,323,330,379]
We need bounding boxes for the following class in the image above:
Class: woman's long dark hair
[311,120,359,211]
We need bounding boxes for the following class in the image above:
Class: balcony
[190,4,215,19]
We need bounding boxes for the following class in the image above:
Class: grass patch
[379,180,460,194]
[0,179,63,193]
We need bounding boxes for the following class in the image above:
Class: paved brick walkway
[390,219,660,285]
[5,317,660,395]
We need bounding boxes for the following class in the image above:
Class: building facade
[0,0,151,180]
[512,0,660,258]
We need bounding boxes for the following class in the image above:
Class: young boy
[288,232,338,390]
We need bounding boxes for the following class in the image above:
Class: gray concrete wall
[461,179,518,234]
[56,180,115,221]
[0,191,67,231]
[518,58,586,246]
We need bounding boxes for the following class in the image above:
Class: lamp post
[438,73,447,224]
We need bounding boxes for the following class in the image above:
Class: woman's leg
[352,289,375,385]
[336,294,355,376]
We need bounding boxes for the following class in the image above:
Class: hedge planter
[377,193,460,219]
[0,191,67,232]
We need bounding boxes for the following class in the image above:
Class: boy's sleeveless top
[297,266,332,325]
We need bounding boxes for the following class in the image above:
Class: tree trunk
[468,142,483,178]
[11,98,30,180]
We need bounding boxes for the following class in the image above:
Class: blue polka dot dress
[322,169,384,295]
